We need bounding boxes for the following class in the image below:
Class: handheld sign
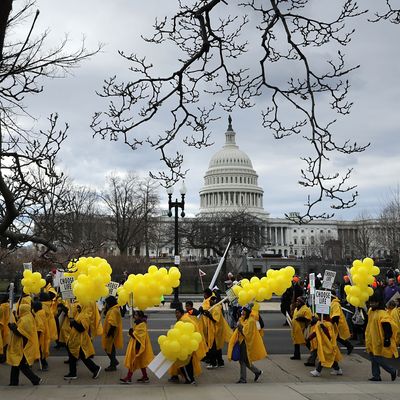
[23,262,32,271]
[59,277,74,300]
[148,352,174,379]
[322,270,336,290]
[107,281,120,297]
[315,290,331,315]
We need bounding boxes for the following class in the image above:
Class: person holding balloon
[329,291,354,355]
[120,310,154,384]
[32,300,51,371]
[0,294,10,363]
[64,304,101,380]
[102,295,123,371]
[227,305,266,384]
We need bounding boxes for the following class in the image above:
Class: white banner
[148,352,174,379]
[59,277,74,300]
[107,281,120,297]
[322,270,336,290]
[315,290,331,315]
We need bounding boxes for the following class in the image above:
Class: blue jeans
[370,354,396,378]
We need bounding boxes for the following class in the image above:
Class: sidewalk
[0,354,398,399]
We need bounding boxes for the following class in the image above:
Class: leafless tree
[377,188,400,268]
[101,173,160,256]
[181,209,265,256]
[0,0,100,253]
[89,0,400,222]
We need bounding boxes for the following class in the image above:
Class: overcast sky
[15,0,400,220]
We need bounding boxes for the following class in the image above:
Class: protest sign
[322,270,336,290]
[59,277,74,300]
[107,281,120,297]
[315,290,331,315]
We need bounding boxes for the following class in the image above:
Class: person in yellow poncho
[203,296,232,368]
[7,303,41,386]
[87,300,103,338]
[102,296,123,371]
[0,295,10,363]
[227,306,266,383]
[330,293,353,355]
[366,294,398,382]
[387,300,400,346]
[169,308,208,384]
[15,293,32,318]
[290,297,311,360]
[199,288,213,354]
[168,308,205,384]
[32,300,50,371]
[305,316,343,377]
[120,310,154,384]
[64,304,101,380]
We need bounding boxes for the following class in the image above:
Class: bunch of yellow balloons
[21,270,46,295]
[344,258,379,307]
[116,265,181,310]
[66,257,112,305]
[232,266,295,306]
[158,321,202,361]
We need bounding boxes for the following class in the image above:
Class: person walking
[227,306,266,384]
[102,296,123,371]
[7,304,42,386]
[64,304,101,380]
[32,300,50,371]
[290,297,311,360]
[366,294,398,382]
[120,310,154,384]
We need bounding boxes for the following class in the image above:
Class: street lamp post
[167,182,186,309]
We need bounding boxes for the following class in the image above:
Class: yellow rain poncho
[124,321,154,371]
[228,316,267,363]
[102,304,123,354]
[388,307,400,346]
[0,302,10,352]
[67,305,95,359]
[330,298,351,340]
[203,305,232,351]
[314,320,342,368]
[34,309,50,359]
[366,309,399,359]
[42,301,57,341]
[6,304,40,366]
[88,302,103,338]
[16,295,32,317]
[291,304,312,345]
[58,301,78,345]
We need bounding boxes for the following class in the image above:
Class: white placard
[315,290,331,315]
[53,270,63,288]
[148,352,174,379]
[59,277,74,300]
[309,273,315,295]
[107,281,120,297]
[174,255,181,265]
[322,270,336,290]
[23,262,32,271]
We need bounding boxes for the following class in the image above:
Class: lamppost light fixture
[167,186,173,195]
[180,181,187,195]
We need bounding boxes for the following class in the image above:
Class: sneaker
[92,366,101,379]
[236,379,246,384]
[310,370,321,377]
[64,374,78,380]
[168,376,179,383]
[105,366,117,372]
[330,369,343,376]
[391,371,397,381]
[206,364,217,369]
[120,377,131,384]
[254,370,263,382]
[304,362,315,367]
[33,378,43,385]
[368,377,382,382]
[217,364,225,368]
[290,356,300,360]
[137,377,149,383]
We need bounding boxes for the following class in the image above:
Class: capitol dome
[199,116,267,217]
